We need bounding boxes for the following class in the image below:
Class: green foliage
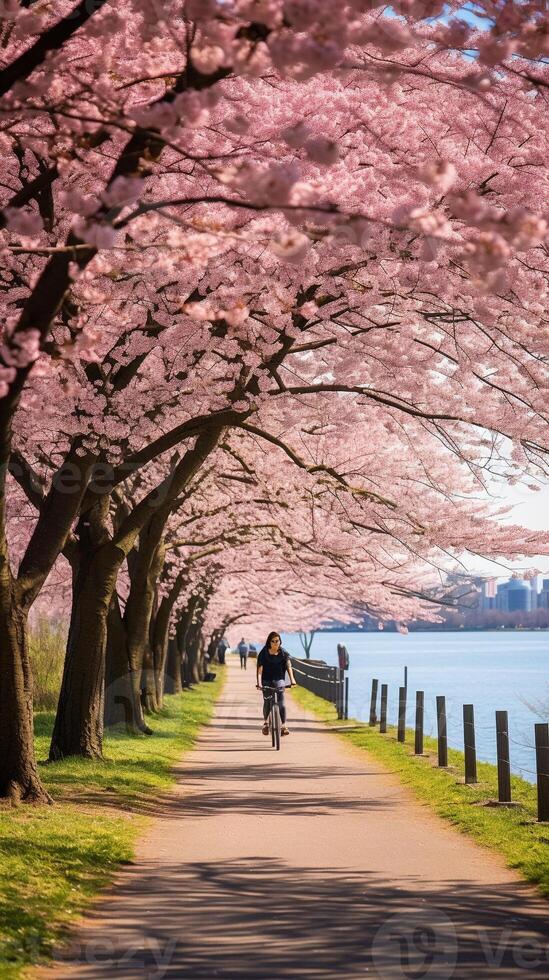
[0,670,224,979]
[28,615,67,710]
[291,685,549,898]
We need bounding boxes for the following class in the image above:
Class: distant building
[506,578,531,613]
[496,580,510,612]
[481,578,497,610]
[538,579,549,611]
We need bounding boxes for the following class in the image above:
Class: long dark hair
[262,631,281,654]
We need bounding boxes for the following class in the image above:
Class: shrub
[29,616,67,710]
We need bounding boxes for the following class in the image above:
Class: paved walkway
[44,658,549,979]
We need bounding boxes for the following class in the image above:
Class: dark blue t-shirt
[258,648,290,685]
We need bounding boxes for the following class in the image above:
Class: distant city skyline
[480,575,549,614]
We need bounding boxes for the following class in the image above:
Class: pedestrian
[237,637,249,670]
[217,636,228,665]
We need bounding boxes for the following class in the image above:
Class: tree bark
[151,569,187,707]
[49,542,121,760]
[0,572,52,803]
[150,592,165,709]
[164,637,182,695]
[103,515,152,734]
[104,593,139,730]
[176,603,195,687]
[114,511,169,720]
[187,621,206,684]
[125,525,165,717]
[207,629,222,664]
[299,630,316,659]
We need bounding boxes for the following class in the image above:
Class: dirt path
[43,658,549,979]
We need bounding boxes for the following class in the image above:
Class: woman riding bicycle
[256,631,297,736]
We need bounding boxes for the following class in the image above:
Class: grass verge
[0,669,225,979]
[292,684,549,898]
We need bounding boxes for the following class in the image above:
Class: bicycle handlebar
[259,683,294,691]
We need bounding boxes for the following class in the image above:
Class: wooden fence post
[535,723,549,822]
[436,696,448,767]
[496,710,512,803]
[380,684,387,733]
[463,704,477,784]
[369,678,378,726]
[415,691,424,755]
[337,668,343,720]
[398,686,406,742]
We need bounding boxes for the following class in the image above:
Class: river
[278,630,549,784]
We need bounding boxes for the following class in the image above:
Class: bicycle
[260,683,292,750]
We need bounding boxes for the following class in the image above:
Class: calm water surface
[277,631,549,784]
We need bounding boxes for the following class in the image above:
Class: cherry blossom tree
[1,0,549,803]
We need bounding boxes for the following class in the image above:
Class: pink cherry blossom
[1,0,549,801]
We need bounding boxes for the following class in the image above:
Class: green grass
[292,684,549,898]
[0,670,225,979]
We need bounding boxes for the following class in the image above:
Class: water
[278,631,549,784]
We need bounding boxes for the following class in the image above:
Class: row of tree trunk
[50,510,211,762]
[0,422,230,804]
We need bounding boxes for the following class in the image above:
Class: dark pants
[240,654,247,670]
[263,680,286,724]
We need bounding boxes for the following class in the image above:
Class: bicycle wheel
[270,704,276,746]
[272,704,281,750]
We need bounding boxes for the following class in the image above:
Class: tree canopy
[1,0,549,801]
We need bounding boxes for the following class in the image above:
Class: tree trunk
[177,607,194,687]
[0,576,52,804]
[142,536,166,712]
[49,544,120,760]
[148,590,162,709]
[154,641,166,707]
[164,637,182,694]
[104,594,145,732]
[299,630,316,659]
[208,630,222,664]
[187,633,200,684]
[141,643,158,714]
[151,603,167,709]
[187,625,205,684]
[153,570,187,706]
[151,601,172,707]
[0,437,92,803]
[113,508,169,719]
[152,638,165,708]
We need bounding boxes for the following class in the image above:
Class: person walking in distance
[237,637,249,670]
[216,636,228,665]
[256,631,297,736]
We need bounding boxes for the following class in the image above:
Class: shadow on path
[55,857,549,979]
